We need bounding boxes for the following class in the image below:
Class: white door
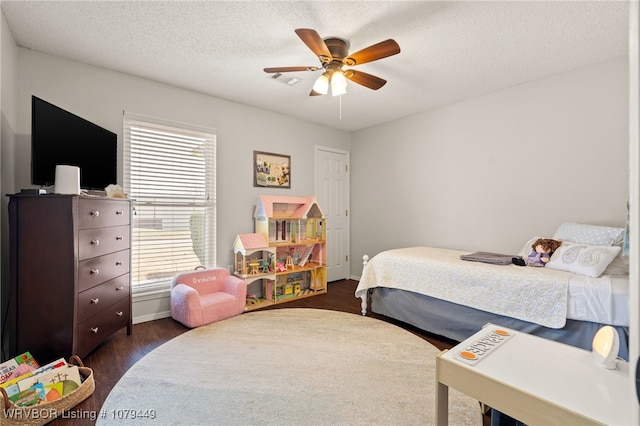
[315,146,350,282]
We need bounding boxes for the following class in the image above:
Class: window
[123,113,216,292]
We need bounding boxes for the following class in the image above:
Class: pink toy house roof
[235,233,269,250]
[254,195,325,219]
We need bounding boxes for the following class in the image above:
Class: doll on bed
[512,238,562,267]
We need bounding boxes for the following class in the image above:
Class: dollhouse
[239,195,327,310]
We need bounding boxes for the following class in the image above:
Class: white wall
[0,9,18,354]
[628,3,639,421]
[4,47,631,322]
[11,49,350,322]
[14,49,351,268]
[351,56,629,276]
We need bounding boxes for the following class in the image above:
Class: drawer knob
[116,236,123,241]
[116,311,124,317]
[116,261,123,266]
[91,239,100,246]
[90,298,99,304]
[90,210,100,217]
[90,327,99,334]
[116,210,124,215]
[116,286,124,291]
[90,269,99,275]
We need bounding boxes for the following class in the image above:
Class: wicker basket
[0,355,95,426]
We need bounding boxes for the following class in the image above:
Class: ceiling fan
[264,28,400,97]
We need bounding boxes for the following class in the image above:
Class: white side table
[436,323,633,425]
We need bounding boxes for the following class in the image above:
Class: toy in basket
[0,355,95,426]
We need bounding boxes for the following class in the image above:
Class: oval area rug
[97,308,481,425]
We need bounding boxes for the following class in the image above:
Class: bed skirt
[369,287,630,361]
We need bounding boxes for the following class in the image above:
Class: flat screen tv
[31,96,117,191]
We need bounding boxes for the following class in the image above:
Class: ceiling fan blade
[309,89,324,96]
[295,28,332,62]
[343,69,387,90]
[264,66,319,73]
[343,39,400,66]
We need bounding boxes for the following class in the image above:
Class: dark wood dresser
[5,194,132,363]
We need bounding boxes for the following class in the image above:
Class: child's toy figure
[513,238,562,267]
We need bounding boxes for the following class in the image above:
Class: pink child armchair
[171,267,247,328]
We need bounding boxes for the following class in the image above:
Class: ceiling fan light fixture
[331,70,347,96]
[313,73,330,95]
[266,29,400,98]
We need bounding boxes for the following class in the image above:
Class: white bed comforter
[355,246,574,328]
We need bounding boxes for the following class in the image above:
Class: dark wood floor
[45,279,461,426]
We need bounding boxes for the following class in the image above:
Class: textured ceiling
[1,1,630,131]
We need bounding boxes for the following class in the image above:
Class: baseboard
[133,310,171,324]
[132,286,171,324]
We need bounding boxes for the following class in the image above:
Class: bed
[355,222,630,361]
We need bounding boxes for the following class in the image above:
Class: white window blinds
[123,113,216,291]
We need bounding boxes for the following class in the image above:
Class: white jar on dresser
[4,194,132,363]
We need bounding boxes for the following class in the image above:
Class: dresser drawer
[79,250,130,291]
[76,297,130,358]
[78,274,130,323]
[78,199,130,229]
[79,225,130,260]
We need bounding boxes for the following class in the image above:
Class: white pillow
[553,222,624,246]
[545,242,621,277]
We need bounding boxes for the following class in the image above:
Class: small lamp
[312,73,330,95]
[330,70,347,96]
[592,325,619,369]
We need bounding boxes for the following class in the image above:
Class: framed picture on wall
[253,151,291,188]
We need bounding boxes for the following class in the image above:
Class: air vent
[269,73,301,86]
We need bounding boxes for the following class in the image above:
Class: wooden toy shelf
[275,262,325,275]
[245,287,324,311]
[235,271,273,280]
